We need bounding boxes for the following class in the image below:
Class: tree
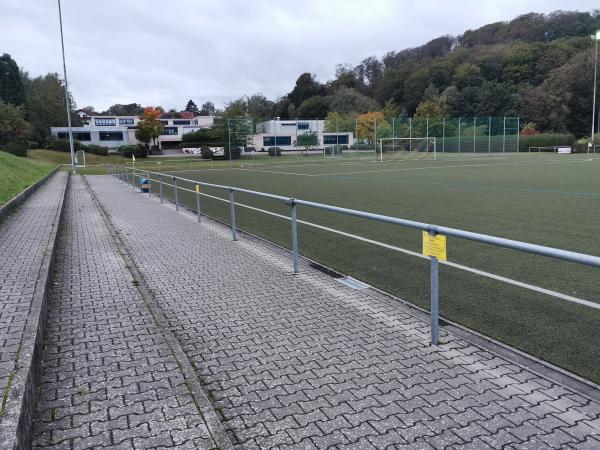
[103,103,144,116]
[0,54,25,106]
[415,99,447,118]
[185,99,200,115]
[356,111,391,143]
[0,101,32,156]
[328,87,379,115]
[324,112,356,133]
[136,107,163,149]
[199,101,215,115]
[23,72,79,145]
[287,73,325,107]
[297,96,329,118]
[247,94,274,119]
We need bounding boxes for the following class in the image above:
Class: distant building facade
[50,111,215,149]
[252,119,353,151]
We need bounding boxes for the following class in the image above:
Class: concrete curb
[0,166,61,225]
[0,172,69,449]
[82,175,235,450]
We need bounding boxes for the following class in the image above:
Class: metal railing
[108,164,600,345]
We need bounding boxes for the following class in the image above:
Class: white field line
[158,181,599,311]
[236,157,595,177]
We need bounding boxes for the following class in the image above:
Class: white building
[252,119,353,151]
[51,111,215,149]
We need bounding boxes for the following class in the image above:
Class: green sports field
[128,152,600,382]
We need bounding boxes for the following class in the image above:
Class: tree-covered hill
[255,10,599,137]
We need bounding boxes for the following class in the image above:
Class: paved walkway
[32,176,224,449]
[82,174,600,449]
[0,171,67,414]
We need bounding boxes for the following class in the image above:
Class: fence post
[503,117,506,153]
[488,117,491,153]
[442,117,445,152]
[147,171,151,197]
[195,184,201,223]
[430,250,439,346]
[174,177,179,211]
[516,116,520,152]
[290,200,299,273]
[229,189,237,241]
[458,118,461,153]
[473,116,476,152]
[159,174,163,203]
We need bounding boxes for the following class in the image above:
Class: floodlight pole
[591,31,599,148]
[57,0,76,173]
[228,119,232,168]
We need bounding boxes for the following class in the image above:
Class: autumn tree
[356,111,391,144]
[136,107,163,149]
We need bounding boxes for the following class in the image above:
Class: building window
[99,131,123,141]
[172,120,190,125]
[297,122,309,130]
[57,132,91,141]
[161,127,178,135]
[95,118,116,126]
[159,120,169,125]
[323,135,349,145]
[281,122,296,127]
[119,118,134,125]
[263,136,292,146]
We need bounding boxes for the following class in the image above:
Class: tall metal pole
[592,33,599,147]
[57,0,75,173]
[228,119,232,168]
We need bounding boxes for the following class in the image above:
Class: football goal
[377,137,437,162]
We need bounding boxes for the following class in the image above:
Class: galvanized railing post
[174,177,179,211]
[195,184,202,223]
[430,234,439,346]
[291,200,299,273]
[125,167,129,185]
[229,189,237,241]
[159,174,163,203]
[147,171,151,197]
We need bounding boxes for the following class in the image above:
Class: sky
[1,0,598,112]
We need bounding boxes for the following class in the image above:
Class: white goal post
[377,137,437,163]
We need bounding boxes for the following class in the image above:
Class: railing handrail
[113,164,600,269]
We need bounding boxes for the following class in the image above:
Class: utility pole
[57,0,76,173]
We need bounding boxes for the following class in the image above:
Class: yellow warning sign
[195,184,200,193]
[422,232,447,261]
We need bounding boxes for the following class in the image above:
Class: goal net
[377,137,437,162]
[527,146,559,153]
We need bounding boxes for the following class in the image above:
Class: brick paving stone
[0,172,67,400]
[86,175,600,449]
[31,176,218,449]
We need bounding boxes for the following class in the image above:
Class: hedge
[267,147,282,157]
[84,144,109,156]
[48,138,83,152]
[518,133,575,151]
[119,145,147,158]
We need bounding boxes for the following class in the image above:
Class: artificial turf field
[130,152,600,382]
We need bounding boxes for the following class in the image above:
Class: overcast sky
[1,0,598,111]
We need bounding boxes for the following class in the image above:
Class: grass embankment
[0,151,56,205]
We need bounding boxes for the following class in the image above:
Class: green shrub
[518,133,575,151]
[201,147,213,159]
[119,144,147,158]
[267,147,282,156]
[85,144,109,156]
[49,138,83,152]
[0,137,28,157]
